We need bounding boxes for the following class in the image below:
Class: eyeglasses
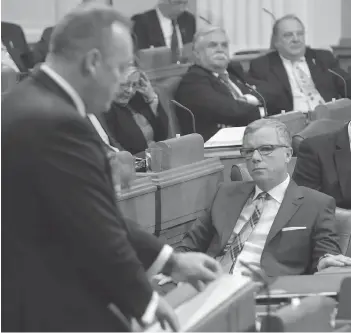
[240,145,289,158]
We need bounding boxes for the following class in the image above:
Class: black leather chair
[292,118,344,155]
[1,21,34,72]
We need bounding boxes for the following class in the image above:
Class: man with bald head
[132,0,196,50]
[175,26,263,141]
[249,14,351,114]
[2,3,222,331]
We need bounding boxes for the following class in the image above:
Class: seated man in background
[249,14,351,115]
[176,119,351,278]
[132,0,196,51]
[175,26,264,142]
[293,121,351,209]
[103,65,170,155]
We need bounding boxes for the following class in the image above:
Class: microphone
[328,68,348,99]
[170,99,196,133]
[239,260,272,331]
[199,15,212,25]
[262,8,276,21]
[245,83,268,117]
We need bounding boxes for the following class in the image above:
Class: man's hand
[318,254,351,271]
[164,252,222,291]
[155,296,180,332]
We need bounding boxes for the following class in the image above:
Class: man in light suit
[176,119,351,278]
[1,4,222,332]
[293,121,351,209]
[249,14,351,115]
[132,0,196,50]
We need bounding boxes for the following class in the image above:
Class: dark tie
[171,20,179,63]
[226,192,270,274]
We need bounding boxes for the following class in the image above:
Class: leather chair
[309,98,351,122]
[335,208,351,257]
[1,21,34,72]
[292,118,344,155]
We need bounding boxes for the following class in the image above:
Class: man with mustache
[175,26,263,141]
[249,14,351,114]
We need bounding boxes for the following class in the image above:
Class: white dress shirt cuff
[243,94,260,106]
[146,244,173,278]
[258,107,266,118]
[141,291,159,325]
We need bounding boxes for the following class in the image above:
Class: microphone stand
[171,99,196,133]
[245,83,268,118]
[328,68,348,98]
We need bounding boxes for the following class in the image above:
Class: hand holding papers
[204,126,246,148]
[146,274,257,332]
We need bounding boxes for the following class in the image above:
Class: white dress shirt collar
[40,63,86,118]
[254,174,290,204]
[155,7,183,49]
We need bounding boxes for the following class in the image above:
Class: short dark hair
[49,3,131,60]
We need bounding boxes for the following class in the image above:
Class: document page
[204,127,246,148]
[146,273,251,332]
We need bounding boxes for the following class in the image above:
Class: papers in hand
[146,273,252,332]
[204,126,246,148]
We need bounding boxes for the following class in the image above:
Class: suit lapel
[219,182,255,247]
[270,52,293,102]
[334,125,351,202]
[305,48,327,97]
[265,181,304,245]
[149,10,166,47]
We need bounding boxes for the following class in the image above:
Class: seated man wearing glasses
[176,119,351,279]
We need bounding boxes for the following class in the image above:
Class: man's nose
[251,149,262,162]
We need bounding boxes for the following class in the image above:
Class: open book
[146,273,254,332]
[204,127,246,148]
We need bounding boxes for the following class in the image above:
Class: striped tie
[226,192,270,274]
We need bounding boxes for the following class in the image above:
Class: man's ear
[286,147,293,162]
[82,48,101,76]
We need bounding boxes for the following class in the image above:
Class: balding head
[47,3,134,114]
[271,14,306,61]
[193,26,229,73]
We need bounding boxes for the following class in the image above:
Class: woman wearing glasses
[103,66,170,155]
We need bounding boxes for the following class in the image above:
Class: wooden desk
[205,147,244,181]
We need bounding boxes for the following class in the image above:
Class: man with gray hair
[2,3,222,331]
[175,26,267,141]
[249,14,351,114]
[176,118,351,278]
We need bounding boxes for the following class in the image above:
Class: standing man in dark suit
[1,4,222,332]
[175,26,264,141]
[249,14,351,115]
[176,119,351,278]
[132,0,196,51]
[293,121,351,209]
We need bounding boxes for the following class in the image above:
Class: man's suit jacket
[1,68,165,331]
[293,124,351,209]
[103,91,169,155]
[131,9,196,50]
[176,180,341,276]
[31,26,53,64]
[174,63,261,141]
[249,48,351,113]
[1,21,34,72]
